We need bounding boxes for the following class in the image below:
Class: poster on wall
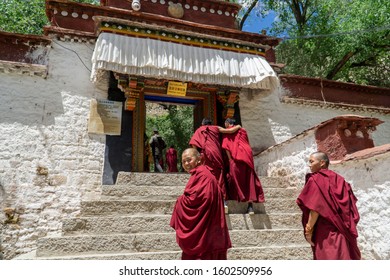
[88,99,122,135]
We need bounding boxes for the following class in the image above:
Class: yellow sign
[167,81,187,96]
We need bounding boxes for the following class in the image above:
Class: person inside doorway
[166,145,179,172]
[144,133,153,172]
[149,128,166,172]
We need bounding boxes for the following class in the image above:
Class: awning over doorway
[91,32,279,90]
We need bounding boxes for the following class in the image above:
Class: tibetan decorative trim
[125,97,137,111]
[0,60,48,78]
[99,21,266,56]
[46,1,280,47]
[280,74,390,95]
[282,97,390,115]
[44,26,96,44]
[115,73,145,111]
[121,0,239,18]
[167,3,185,19]
[216,89,239,118]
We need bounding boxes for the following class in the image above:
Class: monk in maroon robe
[166,145,178,172]
[296,152,361,260]
[222,118,265,213]
[170,148,231,260]
[189,118,240,198]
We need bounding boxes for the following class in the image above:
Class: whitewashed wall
[0,40,108,259]
[239,87,390,154]
[332,154,390,260]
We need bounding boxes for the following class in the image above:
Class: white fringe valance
[91,32,279,90]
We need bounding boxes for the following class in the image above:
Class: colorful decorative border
[100,21,266,56]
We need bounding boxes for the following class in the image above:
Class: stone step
[101,185,298,200]
[62,213,302,235]
[79,199,300,216]
[226,213,301,230]
[30,245,311,260]
[226,200,301,214]
[116,172,190,186]
[115,172,291,188]
[36,229,306,257]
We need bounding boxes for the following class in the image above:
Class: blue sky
[241,10,277,34]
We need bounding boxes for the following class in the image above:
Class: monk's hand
[305,224,315,246]
[305,232,314,246]
[305,224,312,233]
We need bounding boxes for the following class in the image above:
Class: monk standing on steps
[165,145,178,172]
[189,117,241,210]
[296,151,361,260]
[221,118,265,214]
[170,148,231,260]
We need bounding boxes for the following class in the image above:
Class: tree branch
[239,0,259,31]
[289,0,309,33]
[326,50,358,80]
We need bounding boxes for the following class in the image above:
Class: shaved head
[181,148,201,172]
[183,148,200,158]
[311,152,330,168]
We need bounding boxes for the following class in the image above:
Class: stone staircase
[33,172,312,260]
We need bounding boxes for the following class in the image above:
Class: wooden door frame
[132,90,216,171]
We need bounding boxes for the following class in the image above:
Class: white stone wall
[239,87,390,153]
[332,154,390,260]
[0,40,108,259]
[254,133,317,188]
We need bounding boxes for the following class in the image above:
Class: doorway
[132,92,211,172]
[144,99,194,172]
[103,73,218,183]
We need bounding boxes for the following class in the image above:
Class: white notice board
[88,99,122,135]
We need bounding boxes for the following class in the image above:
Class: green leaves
[245,0,389,87]
[146,104,193,163]
[0,0,99,35]
[0,0,47,34]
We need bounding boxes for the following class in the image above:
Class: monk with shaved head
[189,117,241,212]
[296,151,361,259]
[170,148,231,259]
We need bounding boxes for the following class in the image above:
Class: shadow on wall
[0,180,5,207]
[239,88,283,153]
[0,76,64,126]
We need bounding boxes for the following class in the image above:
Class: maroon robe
[296,169,361,260]
[166,147,178,172]
[221,128,265,202]
[189,125,226,197]
[170,165,231,259]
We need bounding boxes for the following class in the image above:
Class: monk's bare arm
[305,210,319,246]
[218,125,241,134]
[307,210,319,229]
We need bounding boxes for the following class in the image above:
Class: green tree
[237,0,390,87]
[0,0,99,35]
[146,105,193,171]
